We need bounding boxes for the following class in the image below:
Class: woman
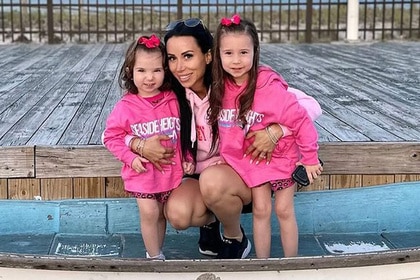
[128,18,321,259]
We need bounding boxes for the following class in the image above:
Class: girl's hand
[131,135,175,172]
[131,157,149,173]
[244,124,284,164]
[303,163,323,184]
[182,161,195,175]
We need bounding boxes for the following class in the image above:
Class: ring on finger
[259,153,266,158]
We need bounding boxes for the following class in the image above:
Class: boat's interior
[1,182,419,259]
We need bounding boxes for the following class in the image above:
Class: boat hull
[1,181,420,278]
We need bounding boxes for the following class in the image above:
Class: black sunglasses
[165,18,205,31]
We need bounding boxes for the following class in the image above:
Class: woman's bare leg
[164,178,214,229]
[199,164,251,239]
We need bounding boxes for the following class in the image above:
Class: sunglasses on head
[165,18,205,31]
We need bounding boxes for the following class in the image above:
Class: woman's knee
[165,208,190,230]
[199,168,225,200]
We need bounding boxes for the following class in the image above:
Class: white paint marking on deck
[324,241,390,254]
[54,242,120,257]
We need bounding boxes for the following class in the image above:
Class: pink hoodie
[103,91,183,194]
[218,66,320,187]
[185,88,221,173]
[122,77,321,175]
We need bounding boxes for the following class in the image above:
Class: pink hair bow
[138,34,161,48]
[220,14,241,26]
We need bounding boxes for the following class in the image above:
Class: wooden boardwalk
[0,41,419,199]
[1,42,419,145]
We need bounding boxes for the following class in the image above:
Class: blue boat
[1,181,420,279]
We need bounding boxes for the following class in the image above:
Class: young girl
[208,15,323,258]
[103,34,191,260]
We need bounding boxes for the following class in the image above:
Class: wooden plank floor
[0,41,419,146]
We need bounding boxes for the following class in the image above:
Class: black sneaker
[217,226,251,259]
[198,219,223,256]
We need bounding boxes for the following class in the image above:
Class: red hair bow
[221,14,241,26]
[138,34,161,48]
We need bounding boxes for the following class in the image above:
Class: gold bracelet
[139,139,146,157]
[268,125,280,143]
[135,138,145,157]
[266,125,279,144]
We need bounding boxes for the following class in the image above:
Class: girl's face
[166,36,211,97]
[133,49,165,97]
[219,32,254,85]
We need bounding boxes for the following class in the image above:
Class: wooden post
[346,0,359,41]
[21,0,28,26]
[305,0,313,43]
[177,0,182,19]
[47,0,54,43]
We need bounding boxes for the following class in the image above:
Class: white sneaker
[146,251,165,260]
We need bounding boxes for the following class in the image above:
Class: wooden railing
[1,0,419,44]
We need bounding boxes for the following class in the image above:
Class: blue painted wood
[0,201,59,234]
[0,234,55,255]
[294,181,420,234]
[382,232,420,249]
[59,202,108,234]
[0,181,419,259]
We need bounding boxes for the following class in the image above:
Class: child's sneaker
[146,251,165,260]
[198,219,223,256]
[217,226,251,259]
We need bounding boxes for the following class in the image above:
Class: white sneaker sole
[241,239,252,259]
[199,248,218,256]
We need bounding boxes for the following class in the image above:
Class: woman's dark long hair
[164,21,214,161]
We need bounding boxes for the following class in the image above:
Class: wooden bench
[0,142,419,200]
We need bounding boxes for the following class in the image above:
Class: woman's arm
[244,87,321,164]
[244,124,283,164]
[128,135,175,172]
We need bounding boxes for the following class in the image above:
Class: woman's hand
[244,124,284,164]
[131,135,175,172]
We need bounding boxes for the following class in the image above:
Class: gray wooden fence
[1,0,419,43]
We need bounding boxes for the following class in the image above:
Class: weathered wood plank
[32,142,420,178]
[90,44,126,145]
[26,72,100,145]
[58,71,116,145]
[8,178,40,199]
[0,146,34,178]
[362,175,395,186]
[0,42,418,146]
[73,178,106,198]
[0,72,85,145]
[66,44,107,72]
[40,178,73,200]
[35,146,121,178]
[329,175,362,189]
[0,179,7,198]
[260,42,420,142]
[105,177,127,198]
[395,174,420,182]
[319,142,420,174]
[0,72,67,144]
[0,44,44,69]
